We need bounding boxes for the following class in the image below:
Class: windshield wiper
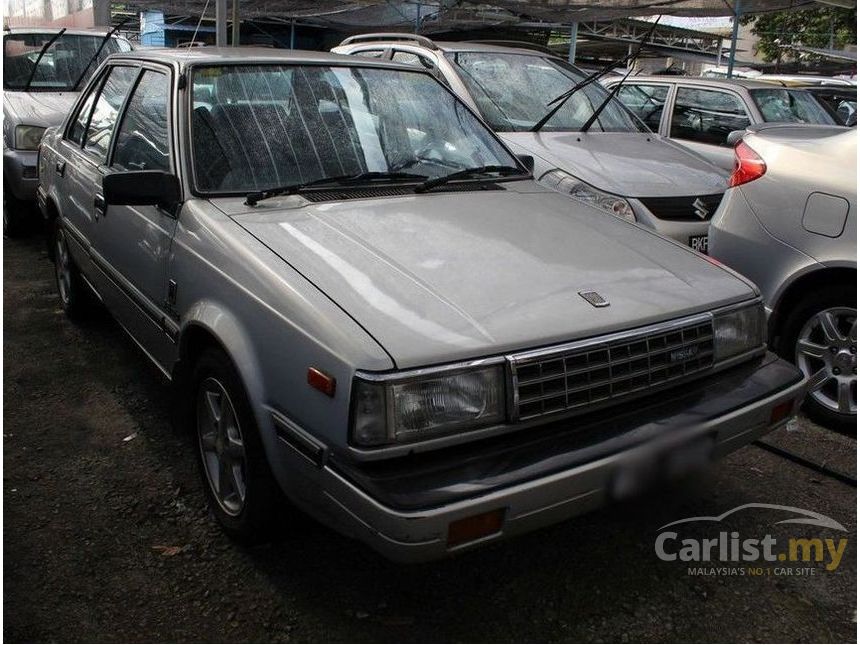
[245,171,428,205]
[73,17,130,90]
[530,16,662,133]
[414,165,523,193]
[23,28,66,92]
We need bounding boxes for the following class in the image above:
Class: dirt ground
[3,230,857,643]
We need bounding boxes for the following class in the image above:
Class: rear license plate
[689,235,708,254]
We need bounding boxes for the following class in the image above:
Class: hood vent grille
[301,183,504,202]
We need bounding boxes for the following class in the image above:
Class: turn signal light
[307,367,336,397]
[447,508,505,547]
[729,141,767,188]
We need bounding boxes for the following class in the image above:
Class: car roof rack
[464,40,558,56]
[338,32,439,51]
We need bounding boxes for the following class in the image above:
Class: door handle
[55,160,66,177]
[94,193,106,219]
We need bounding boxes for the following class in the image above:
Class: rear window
[750,89,837,125]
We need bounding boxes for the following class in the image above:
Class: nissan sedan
[38,48,804,562]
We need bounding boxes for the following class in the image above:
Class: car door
[668,85,751,171]
[92,66,179,372]
[55,64,138,273]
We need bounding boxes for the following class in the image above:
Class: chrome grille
[511,318,715,421]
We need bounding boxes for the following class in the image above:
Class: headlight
[713,303,765,362]
[15,125,46,151]
[540,169,636,222]
[351,364,506,447]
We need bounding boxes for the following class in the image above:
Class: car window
[3,32,131,91]
[615,83,669,131]
[353,49,385,59]
[112,70,170,172]
[391,51,434,70]
[189,64,517,193]
[67,77,102,145]
[749,88,838,125]
[670,86,750,146]
[448,51,643,132]
[83,65,138,160]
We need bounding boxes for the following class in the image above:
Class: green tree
[740,7,856,66]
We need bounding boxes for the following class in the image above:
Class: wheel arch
[769,265,857,346]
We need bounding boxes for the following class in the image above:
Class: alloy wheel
[54,228,72,307]
[795,307,857,415]
[197,377,248,516]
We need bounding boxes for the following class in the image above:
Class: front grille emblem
[692,197,710,220]
[579,290,610,308]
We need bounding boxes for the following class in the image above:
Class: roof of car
[611,75,794,90]
[105,46,427,70]
[3,26,118,37]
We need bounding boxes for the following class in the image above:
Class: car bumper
[630,199,710,251]
[3,149,39,201]
[274,353,804,563]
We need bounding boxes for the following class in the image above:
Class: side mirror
[516,154,535,174]
[103,170,181,209]
[726,130,746,146]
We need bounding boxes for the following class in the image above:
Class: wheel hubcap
[795,307,857,415]
[54,230,71,306]
[197,377,247,516]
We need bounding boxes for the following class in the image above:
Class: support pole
[215,0,227,47]
[231,0,239,46]
[568,22,578,64]
[726,0,742,79]
[415,2,422,34]
[290,20,295,49]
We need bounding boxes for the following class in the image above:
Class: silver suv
[3,27,131,234]
[333,35,728,254]
[38,48,804,562]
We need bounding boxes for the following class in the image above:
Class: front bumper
[3,148,39,201]
[630,199,710,249]
[278,353,804,563]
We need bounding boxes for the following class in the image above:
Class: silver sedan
[710,124,856,431]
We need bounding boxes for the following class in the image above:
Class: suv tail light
[729,141,767,187]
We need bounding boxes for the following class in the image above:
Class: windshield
[3,32,131,91]
[190,64,519,194]
[749,88,838,125]
[447,52,645,133]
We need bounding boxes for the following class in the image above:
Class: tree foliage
[740,7,856,63]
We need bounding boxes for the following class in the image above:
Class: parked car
[3,27,132,234]
[710,124,855,431]
[39,47,805,562]
[788,85,855,126]
[333,35,729,253]
[606,76,842,171]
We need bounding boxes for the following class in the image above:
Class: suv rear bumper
[276,353,805,563]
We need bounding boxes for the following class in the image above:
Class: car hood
[499,131,727,198]
[4,90,77,127]
[220,185,754,368]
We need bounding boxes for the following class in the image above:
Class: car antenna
[23,28,66,92]
[530,16,661,133]
[72,17,131,90]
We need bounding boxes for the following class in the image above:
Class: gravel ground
[3,230,857,643]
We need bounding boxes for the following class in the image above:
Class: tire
[51,219,90,319]
[777,285,856,432]
[190,347,282,543]
[3,182,30,237]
